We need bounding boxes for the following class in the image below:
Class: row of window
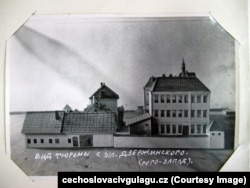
[158,124,183,135]
[158,124,207,135]
[154,94,208,104]
[154,109,207,118]
[27,138,72,144]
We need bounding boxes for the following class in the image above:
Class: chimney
[169,74,173,77]
[55,111,60,120]
[101,82,105,87]
[162,74,166,77]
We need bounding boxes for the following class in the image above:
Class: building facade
[144,60,211,137]
[85,82,119,113]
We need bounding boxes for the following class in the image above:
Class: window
[160,95,165,103]
[197,110,201,118]
[154,110,159,117]
[178,125,182,134]
[166,110,171,117]
[27,139,31,144]
[203,110,207,118]
[203,124,207,134]
[167,124,171,133]
[197,95,201,103]
[145,124,149,127]
[191,110,195,118]
[154,95,159,103]
[184,110,188,117]
[40,139,44,143]
[172,110,176,117]
[218,133,221,136]
[55,139,60,144]
[197,124,201,134]
[161,125,165,134]
[172,124,176,134]
[178,110,182,117]
[100,91,105,98]
[160,110,165,117]
[203,95,207,103]
[166,95,170,103]
[172,95,176,103]
[33,139,37,144]
[191,95,195,103]
[184,95,188,103]
[191,124,195,134]
[49,139,53,144]
[178,95,182,103]
[68,138,71,144]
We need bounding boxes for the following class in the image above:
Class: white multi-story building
[144,60,210,137]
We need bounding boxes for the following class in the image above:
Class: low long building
[22,111,116,148]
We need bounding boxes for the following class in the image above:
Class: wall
[114,136,210,148]
[152,91,210,124]
[129,119,151,136]
[210,131,225,149]
[26,134,114,148]
[99,99,117,113]
[93,134,113,147]
[25,134,78,148]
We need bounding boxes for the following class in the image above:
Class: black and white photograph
[7,15,236,176]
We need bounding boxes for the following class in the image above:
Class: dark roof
[62,112,117,134]
[21,111,64,134]
[125,113,151,126]
[124,110,144,119]
[22,111,117,134]
[63,104,72,111]
[144,76,157,89]
[209,120,224,131]
[152,77,210,92]
[89,83,119,100]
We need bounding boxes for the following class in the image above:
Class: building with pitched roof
[84,82,119,113]
[114,60,224,148]
[22,111,116,148]
[144,60,211,137]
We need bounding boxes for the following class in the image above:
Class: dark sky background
[7,15,235,112]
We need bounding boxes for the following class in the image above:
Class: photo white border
[0,0,249,187]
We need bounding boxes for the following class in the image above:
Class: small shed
[209,121,225,149]
[125,113,152,136]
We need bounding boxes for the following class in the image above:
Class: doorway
[80,135,93,147]
[73,136,79,147]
